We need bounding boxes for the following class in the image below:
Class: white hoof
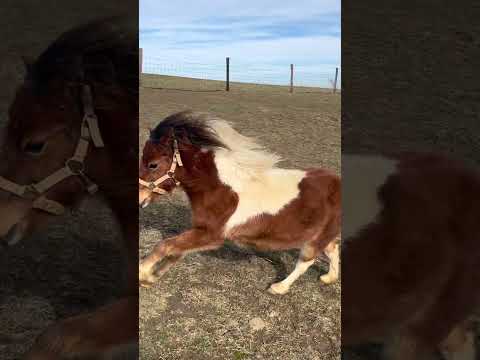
[320,273,337,284]
[139,263,157,286]
[268,282,290,295]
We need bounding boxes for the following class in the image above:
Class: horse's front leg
[139,255,183,288]
[139,228,222,287]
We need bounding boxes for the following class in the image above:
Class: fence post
[290,64,294,93]
[226,57,230,91]
[333,67,338,93]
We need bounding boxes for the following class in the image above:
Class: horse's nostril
[148,163,157,170]
[23,141,45,155]
[140,197,151,208]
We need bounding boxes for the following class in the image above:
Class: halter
[0,84,105,215]
[138,138,183,195]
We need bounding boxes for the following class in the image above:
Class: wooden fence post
[290,64,294,93]
[226,57,230,91]
[333,67,338,93]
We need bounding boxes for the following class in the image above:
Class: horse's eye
[148,163,158,170]
[23,141,46,154]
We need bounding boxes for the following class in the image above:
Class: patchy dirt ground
[139,75,341,360]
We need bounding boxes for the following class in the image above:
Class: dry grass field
[139,75,341,360]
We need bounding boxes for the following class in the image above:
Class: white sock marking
[269,259,315,295]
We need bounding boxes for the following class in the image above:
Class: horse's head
[139,128,185,208]
[138,111,228,208]
[0,67,106,245]
[0,17,137,247]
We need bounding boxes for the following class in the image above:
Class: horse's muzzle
[139,187,152,209]
[1,220,28,247]
[139,197,151,209]
[0,198,31,247]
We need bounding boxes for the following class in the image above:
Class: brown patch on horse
[342,152,480,359]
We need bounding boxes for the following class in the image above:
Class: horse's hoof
[268,282,289,295]
[139,270,157,288]
[320,274,337,284]
[139,280,154,288]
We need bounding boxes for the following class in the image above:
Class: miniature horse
[342,153,480,360]
[0,18,138,358]
[139,111,341,295]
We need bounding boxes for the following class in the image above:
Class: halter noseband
[138,138,183,195]
[0,84,105,215]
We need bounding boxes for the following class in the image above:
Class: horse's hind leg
[268,242,319,295]
[320,239,340,284]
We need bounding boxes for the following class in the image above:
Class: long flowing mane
[152,111,282,179]
[26,16,138,96]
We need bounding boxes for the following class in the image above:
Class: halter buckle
[24,185,39,199]
[66,159,85,174]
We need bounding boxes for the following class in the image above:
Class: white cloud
[141,0,340,26]
[140,0,341,87]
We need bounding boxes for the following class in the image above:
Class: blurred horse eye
[148,163,158,170]
[23,141,46,154]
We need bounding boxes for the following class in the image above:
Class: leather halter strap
[139,139,183,195]
[0,84,105,215]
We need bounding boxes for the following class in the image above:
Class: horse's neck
[176,149,223,195]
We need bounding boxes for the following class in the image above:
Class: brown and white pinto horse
[139,111,341,295]
[342,152,480,360]
[0,18,138,358]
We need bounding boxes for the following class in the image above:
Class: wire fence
[140,51,340,93]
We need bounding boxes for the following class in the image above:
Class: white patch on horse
[207,118,305,232]
[342,154,397,241]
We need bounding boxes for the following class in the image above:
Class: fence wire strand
[141,56,340,93]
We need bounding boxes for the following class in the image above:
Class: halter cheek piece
[0,84,105,215]
[138,139,183,195]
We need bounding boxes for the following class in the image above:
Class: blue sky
[140,0,340,87]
